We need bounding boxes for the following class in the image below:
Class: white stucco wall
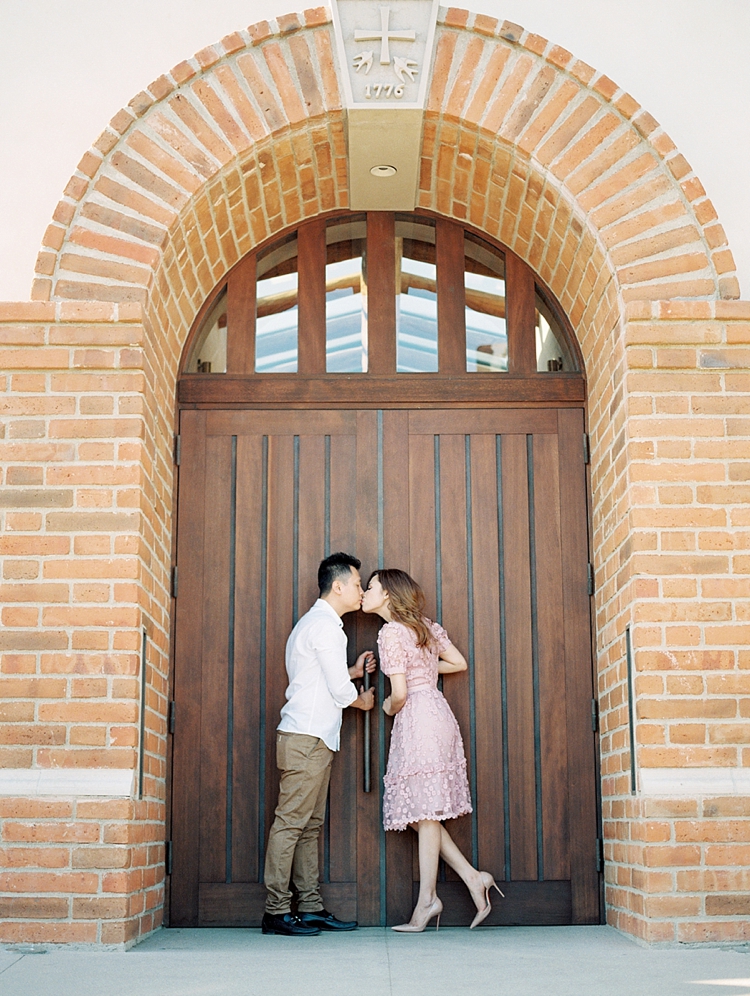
[0,0,747,299]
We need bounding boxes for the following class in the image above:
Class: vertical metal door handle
[363,671,371,793]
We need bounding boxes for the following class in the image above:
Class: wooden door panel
[399,415,597,925]
[469,433,507,881]
[198,435,233,886]
[172,412,372,926]
[434,433,473,869]
[499,434,538,882]
[381,410,414,925]
[297,434,326,620]
[558,408,600,923]
[263,434,296,867]
[232,434,265,884]
[408,433,437,618]
[354,410,383,925]
[328,433,361,887]
[205,409,357,436]
[532,432,570,881]
[170,410,206,926]
[169,407,599,928]
[409,409,557,436]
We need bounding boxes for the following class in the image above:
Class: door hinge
[587,562,595,596]
[583,432,590,465]
[168,700,176,734]
[171,566,178,599]
[174,434,181,466]
[595,837,604,873]
[591,698,598,733]
[165,840,173,876]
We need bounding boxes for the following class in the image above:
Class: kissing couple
[261,552,503,936]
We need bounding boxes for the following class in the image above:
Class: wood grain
[180,374,585,407]
[501,434,537,880]
[169,405,600,926]
[366,214,397,375]
[226,253,256,374]
[558,408,601,923]
[506,253,537,376]
[436,218,467,374]
[436,433,472,866]
[355,410,381,923]
[532,432,570,881]
[231,434,265,882]
[169,410,206,925]
[469,432,506,880]
[198,435,232,885]
[297,221,326,375]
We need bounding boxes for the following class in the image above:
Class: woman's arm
[437,643,468,674]
[383,672,407,716]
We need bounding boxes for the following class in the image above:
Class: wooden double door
[169,405,600,927]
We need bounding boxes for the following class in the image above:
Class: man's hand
[349,687,375,711]
[348,651,376,680]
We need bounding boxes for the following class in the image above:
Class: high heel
[469,872,505,929]
[392,897,443,932]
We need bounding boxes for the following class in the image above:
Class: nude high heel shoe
[469,872,504,929]
[391,897,443,932]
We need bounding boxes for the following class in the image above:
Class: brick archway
[31,14,740,641]
[2,5,748,947]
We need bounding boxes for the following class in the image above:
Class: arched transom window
[182,212,581,402]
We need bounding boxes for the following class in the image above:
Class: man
[262,552,376,936]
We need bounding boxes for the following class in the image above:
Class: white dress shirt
[277,599,359,751]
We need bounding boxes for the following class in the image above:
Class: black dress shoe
[261,912,321,936]
[297,908,358,931]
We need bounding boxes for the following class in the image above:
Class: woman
[361,569,502,931]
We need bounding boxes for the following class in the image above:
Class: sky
[0,0,748,300]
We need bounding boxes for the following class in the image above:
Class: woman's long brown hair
[372,569,434,648]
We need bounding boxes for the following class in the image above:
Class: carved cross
[354,6,416,66]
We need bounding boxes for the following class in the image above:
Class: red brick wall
[599,300,750,942]
[0,303,167,944]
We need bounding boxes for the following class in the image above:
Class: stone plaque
[332,0,439,110]
[331,0,440,210]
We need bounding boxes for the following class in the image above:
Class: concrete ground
[2,926,750,996]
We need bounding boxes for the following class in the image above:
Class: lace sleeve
[431,621,452,654]
[377,623,411,676]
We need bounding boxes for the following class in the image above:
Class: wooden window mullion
[297,220,327,375]
[436,218,466,375]
[366,212,397,375]
[506,253,537,376]
[226,253,256,374]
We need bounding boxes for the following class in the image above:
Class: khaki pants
[264,731,334,915]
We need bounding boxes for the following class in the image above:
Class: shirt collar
[314,598,345,628]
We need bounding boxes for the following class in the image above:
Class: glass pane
[396,217,437,372]
[536,291,576,372]
[186,288,227,373]
[465,237,506,373]
[256,236,298,373]
[326,217,367,372]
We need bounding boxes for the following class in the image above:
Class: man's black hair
[318,552,361,597]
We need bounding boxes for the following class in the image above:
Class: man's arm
[313,625,361,709]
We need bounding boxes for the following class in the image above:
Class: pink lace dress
[379,620,473,831]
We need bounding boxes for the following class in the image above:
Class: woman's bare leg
[397,820,442,926]
[438,826,487,913]
[414,820,442,909]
